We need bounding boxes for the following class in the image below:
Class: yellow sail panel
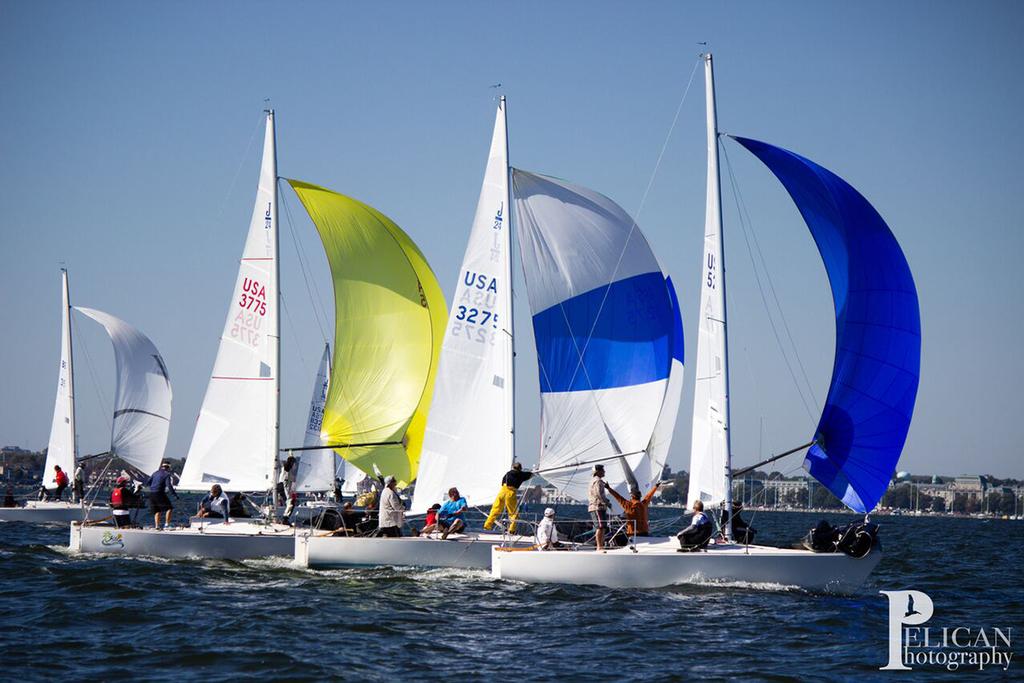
[288,180,446,485]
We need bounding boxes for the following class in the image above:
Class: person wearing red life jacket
[52,465,69,501]
[110,477,132,528]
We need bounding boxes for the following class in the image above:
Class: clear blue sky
[2,1,1022,479]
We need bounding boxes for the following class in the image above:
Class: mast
[63,268,77,466]
[269,109,281,497]
[502,95,516,464]
[703,53,734,540]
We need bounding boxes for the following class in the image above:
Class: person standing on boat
[607,482,660,537]
[51,465,70,501]
[438,487,469,539]
[536,507,560,550]
[378,476,405,537]
[72,463,85,503]
[197,484,230,522]
[588,465,610,551]
[483,462,533,533]
[146,461,177,529]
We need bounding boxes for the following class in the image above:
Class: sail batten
[75,307,172,474]
[288,180,446,486]
[732,135,921,514]
[513,169,683,502]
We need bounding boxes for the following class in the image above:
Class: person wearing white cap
[536,508,559,550]
[378,475,405,537]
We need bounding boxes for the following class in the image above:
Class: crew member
[607,482,661,537]
[483,462,533,533]
[722,501,756,544]
[536,507,560,550]
[110,476,132,528]
[52,465,69,501]
[72,464,85,503]
[147,461,178,529]
[676,499,713,551]
[198,484,230,521]
[588,464,609,551]
[438,487,468,539]
[377,476,405,537]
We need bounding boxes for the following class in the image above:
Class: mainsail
[43,269,76,479]
[75,307,173,474]
[288,180,447,486]
[733,136,921,514]
[412,99,514,511]
[180,110,278,491]
[513,169,681,502]
[294,343,334,492]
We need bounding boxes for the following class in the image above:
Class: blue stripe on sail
[533,271,673,393]
[734,136,921,515]
[666,276,684,364]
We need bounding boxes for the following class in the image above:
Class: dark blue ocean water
[1,509,1021,681]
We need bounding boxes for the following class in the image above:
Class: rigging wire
[719,141,817,423]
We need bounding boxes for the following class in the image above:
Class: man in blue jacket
[147,461,178,529]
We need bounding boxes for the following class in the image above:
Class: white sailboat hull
[296,532,530,570]
[70,520,295,559]
[490,538,882,594]
[0,501,107,524]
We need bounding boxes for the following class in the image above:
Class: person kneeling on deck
[378,476,405,537]
[676,500,713,551]
[197,484,230,522]
[536,507,562,550]
[483,462,533,533]
[438,487,468,539]
[608,482,660,537]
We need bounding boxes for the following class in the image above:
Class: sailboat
[297,97,528,570]
[72,110,296,558]
[3,271,172,523]
[491,53,921,593]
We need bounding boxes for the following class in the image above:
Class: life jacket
[110,487,124,507]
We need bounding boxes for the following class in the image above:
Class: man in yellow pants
[484,462,533,533]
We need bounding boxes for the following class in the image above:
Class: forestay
[180,111,278,491]
[288,180,446,486]
[733,136,921,514]
[512,169,681,502]
[413,100,514,512]
[294,343,334,492]
[43,269,77,479]
[75,307,172,474]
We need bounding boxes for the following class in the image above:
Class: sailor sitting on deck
[676,500,713,551]
[721,502,756,545]
[437,487,468,539]
[197,484,231,522]
[416,503,442,536]
[536,507,562,550]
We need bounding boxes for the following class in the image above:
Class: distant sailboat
[493,53,921,593]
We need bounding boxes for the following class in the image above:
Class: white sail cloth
[413,100,514,512]
[512,170,680,502]
[43,270,76,479]
[75,307,172,474]
[180,111,278,492]
[294,344,334,492]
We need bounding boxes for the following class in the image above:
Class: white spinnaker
[513,169,674,503]
[687,56,730,507]
[180,111,279,492]
[294,344,334,492]
[413,99,513,512]
[43,269,76,480]
[75,307,172,474]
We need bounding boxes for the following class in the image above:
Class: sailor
[722,501,756,544]
[146,461,178,529]
[607,482,661,537]
[52,465,69,501]
[72,463,85,503]
[3,484,17,508]
[676,499,713,551]
[277,455,297,506]
[588,464,610,551]
[437,487,468,539]
[229,492,250,518]
[377,476,405,537]
[536,507,560,550]
[483,461,533,533]
[417,503,442,537]
[197,484,230,522]
[110,476,132,528]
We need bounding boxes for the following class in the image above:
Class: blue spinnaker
[733,136,921,513]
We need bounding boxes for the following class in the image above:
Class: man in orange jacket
[608,482,660,537]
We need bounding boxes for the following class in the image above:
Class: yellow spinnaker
[289,180,447,486]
